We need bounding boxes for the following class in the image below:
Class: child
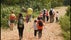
[33,20,38,37]
[37,17,44,39]
[56,11,59,22]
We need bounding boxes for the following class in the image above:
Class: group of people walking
[8,7,59,40]
[38,8,59,23]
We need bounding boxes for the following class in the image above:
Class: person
[38,11,43,20]
[33,20,38,37]
[45,10,49,22]
[56,11,59,22]
[17,13,24,40]
[42,8,47,22]
[27,8,33,22]
[26,14,30,23]
[49,8,55,23]
[37,17,44,39]
[9,10,16,30]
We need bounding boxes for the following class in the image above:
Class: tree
[63,0,70,5]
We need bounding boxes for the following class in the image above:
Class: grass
[59,6,70,40]
[59,15,70,40]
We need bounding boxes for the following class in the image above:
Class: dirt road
[1,6,67,40]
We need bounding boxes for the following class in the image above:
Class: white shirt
[56,13,59,19]
[56,13,59,17]
[33,23,37,30]
[52,9,55,14]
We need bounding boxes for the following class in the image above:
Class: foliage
[59,16,70,31]
[59,6,70,40]
[63,0,70,6]
[59,16,70,40]
[51,0,63,8]
[66,6,71,16]
[62,30,70,40]
[1,0,64,11]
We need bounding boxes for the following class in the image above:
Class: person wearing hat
[9,10,16,30]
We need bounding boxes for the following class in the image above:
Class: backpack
[10,14,16,20]
[43,10,46,15]
[49,10,53,15]
[18,17,24,25]
[38,20,43,27]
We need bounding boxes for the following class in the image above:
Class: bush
[66,6,71,16]
[59,6,70,40]
[59,16,70,40]
[59,16,70,31]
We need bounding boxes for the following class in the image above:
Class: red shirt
[37,20,43,30]
[45,11,48,16]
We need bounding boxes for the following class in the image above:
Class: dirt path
[1,6,67,40]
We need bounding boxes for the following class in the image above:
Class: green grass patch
[59,14,70,40]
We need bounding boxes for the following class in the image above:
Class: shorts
[10,20,15,23]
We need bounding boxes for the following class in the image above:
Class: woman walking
[49,8,55,23]
[17,13,24,40]
[42,9,46,22]
[9,10,16,30]
[45,10,49,22]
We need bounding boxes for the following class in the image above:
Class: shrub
[59,6,70,40]
[59,16,70,31]
[66,6,71,16]
[59,15,70,40]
